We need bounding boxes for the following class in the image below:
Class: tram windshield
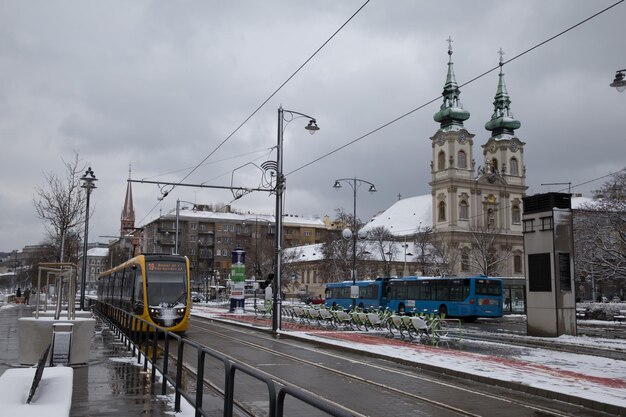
[145,260,188,307]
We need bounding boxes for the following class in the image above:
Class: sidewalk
[0,303,191,417]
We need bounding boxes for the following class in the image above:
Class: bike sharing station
[18,262,96,366]
[522,193,577,337]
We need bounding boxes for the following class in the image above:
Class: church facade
[428,43,526,277]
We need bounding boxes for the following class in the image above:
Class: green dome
[433,47,470,129]
[485,68,521,137]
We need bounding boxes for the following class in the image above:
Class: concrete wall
[18,317,96,365]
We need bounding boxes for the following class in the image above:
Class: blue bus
[386,275,503,321]
[324,279,388,310]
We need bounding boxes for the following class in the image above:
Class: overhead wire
[136,0,372,225]
[286,0,624,177]
[375,167,626,236]
[140,147,274,181]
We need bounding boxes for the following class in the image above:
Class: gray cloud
[1,0,624,251]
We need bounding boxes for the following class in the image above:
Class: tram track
[460,330,626,361]
[181,318,598,417]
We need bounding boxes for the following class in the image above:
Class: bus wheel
[398,304,405,314]
[438,305,448,318]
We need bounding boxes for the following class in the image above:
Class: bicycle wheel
[434,319,449,338]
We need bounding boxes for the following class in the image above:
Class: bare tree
[465,225,513,276]
[33,152,89,263]
[429,233,460,277]
[367,226,397,277]
[575,169,626,298]
[413,224,434,275]
[319,208,370,282]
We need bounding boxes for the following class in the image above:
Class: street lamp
[610,69,626,93]
[273,106,320,332]
[333,177,377,307]
[80,166,97,311]
[403,242,414,277]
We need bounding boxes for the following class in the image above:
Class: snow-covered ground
[2,301,624,415]
[192,304,626,410]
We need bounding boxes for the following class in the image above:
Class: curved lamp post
[273,106,320,332]
[610,69,626,93]
[80,166,97,311]
[332,177,377,308]
[175,199,197,255]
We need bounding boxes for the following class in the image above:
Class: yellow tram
[97,254,191,333]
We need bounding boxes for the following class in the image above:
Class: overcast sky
[1,0,625,253]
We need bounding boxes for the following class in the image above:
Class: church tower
[475,50,526,234]
[430,38,476,234]
[121,166,135,236]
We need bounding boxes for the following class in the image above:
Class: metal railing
[92,300,352,417]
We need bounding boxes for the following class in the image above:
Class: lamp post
[244,216,271,313]
[610,69,626,92]
[175,199,197,255]
[273,106,320,332]
[80,166,97,311]
[403,242,414,277]
[332,177,377,307]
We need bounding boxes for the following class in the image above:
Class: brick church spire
[121,165,135,236]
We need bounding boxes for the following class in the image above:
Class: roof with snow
[158,209,325,227]
[87,247,109,257]
[360,194,432,237]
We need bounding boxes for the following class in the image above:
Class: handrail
[91,299,346,417]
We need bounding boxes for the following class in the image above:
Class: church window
[438,151,446,170]
[514,254,523,273]
[438,201,446,222]
[510,158,519,176]
[459,201,469,220]
[458,150,467,168]
[512,205,521,224]
[461,249,470,272]
[491,158,498,171]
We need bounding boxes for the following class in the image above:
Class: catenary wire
[160,1,371,196]
[136,0,372,225]
[285,0,624,177]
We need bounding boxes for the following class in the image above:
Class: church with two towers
[429,42,526,277]
[365,42,527,278]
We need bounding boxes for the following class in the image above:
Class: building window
[512,205,521,224]
[199,223,207,232]
[438,201,446,222]
[523,219,534,233]
[491,158,498,171]
[540,216,553,231]
[461,250,470,272]
[458,150,467,169]
[189,234,196,242]
[459,201,469,220]
[438,151,446,170]
[514,254,522,274]
[190,222,197,230]
[510,157,519,176]
[304,231,312,237]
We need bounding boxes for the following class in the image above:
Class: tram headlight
[176,307,185,316]
[149,307,161,317]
